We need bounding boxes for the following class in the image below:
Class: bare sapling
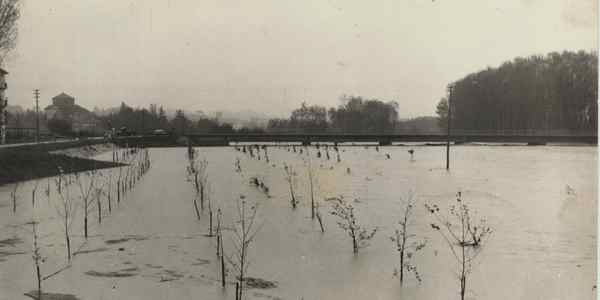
[31,180,40,208]
[216,208,227,288]
[94,183,104,224]
[391,191,426,285]
[117,166,122,203]
[105,170,112,213]
[425,192,492,300]
[263,146,269,163]
[283,164,299,209]
[315,202,325,233]
[330,196,377,254]
[54,170,75,262]
[226,196,262,300]
[44,178,50,199]
[74,170,98,239]
[31,219,43,300]
[10,181,20,214]
[186,149,209,219]
[206,183,214,237]
[235,158,242,173]
[305,151,316,219]
[187,139,194,159]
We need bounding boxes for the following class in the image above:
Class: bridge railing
[184,128,597,137]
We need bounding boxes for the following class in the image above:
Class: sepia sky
[4,0,598,118]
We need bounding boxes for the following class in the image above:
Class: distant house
[44,92,98,132]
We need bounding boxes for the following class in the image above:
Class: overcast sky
[4,0,598,118]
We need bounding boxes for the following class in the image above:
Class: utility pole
[446,84,454,171]
[0,98,6,145]
[33,89,40,143]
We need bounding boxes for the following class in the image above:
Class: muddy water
[0,146,596,300]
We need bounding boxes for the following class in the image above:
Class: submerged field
[0,145,596,300]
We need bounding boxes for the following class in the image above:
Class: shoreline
[0,143,124,186]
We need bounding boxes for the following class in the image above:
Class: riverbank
[50,142,116,158]
[0,145,123,186]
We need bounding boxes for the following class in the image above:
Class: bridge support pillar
[379,139,391,146]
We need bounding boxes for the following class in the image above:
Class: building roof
[52,92,74,100]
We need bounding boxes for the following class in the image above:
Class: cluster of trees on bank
[437,50,598,133]
[266,96,408,134]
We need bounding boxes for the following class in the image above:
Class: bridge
[113,132,597,147]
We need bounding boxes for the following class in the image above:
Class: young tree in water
[425,192,492,300]
[54,169,75,262]
[10,181,19,213]
[103,170,113,213]
[305,150,317,219]
[30,180,40,208]
[74,170,98,239]
[391,191,426,285]
[215,208,227,288]
[226,195,262,300]
[206,182,214,237]
[186,149,209,220]
[30,218,43,300]
[330,196,377,254]
[283,164,299,209]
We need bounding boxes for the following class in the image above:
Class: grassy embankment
[0,148,123,186]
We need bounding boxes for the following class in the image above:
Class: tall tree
[289,102,328,133]
[443,51,597,133]
[0,0,19,60]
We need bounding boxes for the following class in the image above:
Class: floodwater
[0,145,596,300]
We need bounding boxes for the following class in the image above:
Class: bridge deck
[113,134,597,147]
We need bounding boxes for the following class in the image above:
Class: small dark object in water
[242,276,277,289]
[118,247,125,251]
[346,167,351,174]
[85,269,138,278]
[385,154,391,159]
[24,291,80,300]
[408,149,414,155]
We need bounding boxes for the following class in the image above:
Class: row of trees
[99,103,265,135]
[23,146,151,298]
[437,50,598,132]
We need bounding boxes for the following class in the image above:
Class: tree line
[99,103,258,135]
[437,50,598,133]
